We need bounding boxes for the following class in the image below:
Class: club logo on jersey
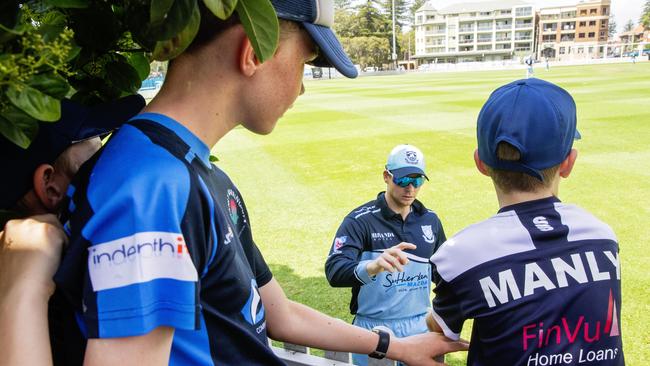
[421,225,435,244]
[226,189,247,227]
[241,279,266,332]
[523,289,621,365]
[333,236,347,253]
[88,232,198,291]
[533,216,554,232]
[405,151,419,164]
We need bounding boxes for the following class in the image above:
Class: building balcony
[515,23,533,29]
[496,24,512,30]
[477,27,493,32]
[459,28,475,33]
[515,36,532,41]
[496,37,512,42]
[543,28,558,32]
[459,39,474,44]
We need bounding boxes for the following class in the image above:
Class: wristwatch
[368,327,390,359]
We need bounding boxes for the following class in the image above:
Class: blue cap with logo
[270,0,358,78]
[477,78,580,181]
[386,144,428,180]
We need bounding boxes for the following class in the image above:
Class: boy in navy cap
[0,1,467,365]
[326,144,447,365]
[427,78,624,365]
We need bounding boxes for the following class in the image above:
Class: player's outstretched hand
[0,214,67,298]
[366,242,416,276]
[389,331,469,366]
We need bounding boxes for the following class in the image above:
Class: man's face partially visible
[384,171,424,209]
[50,138,102,211]
[242,23,318,135]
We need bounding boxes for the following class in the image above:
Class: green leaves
[44,0,90,9]
[147,0,196,41]
[152,0,200,61]
[106,59,142,94]
[236,0,279,63]
[127,52,151,81]
[203,0,237,20]
[7,84,61,122]
[0,107,39,149]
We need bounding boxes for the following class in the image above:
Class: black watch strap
[369,328,390,359]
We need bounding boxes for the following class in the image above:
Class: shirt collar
[130,112,212,166]
[498,195,561,214]
[376,192,427,220]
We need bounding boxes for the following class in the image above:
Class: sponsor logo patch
[88,231,198,291]
[405,151,419,164]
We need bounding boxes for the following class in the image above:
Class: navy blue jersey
[53,113,284,365]
[430,197,624,366]
[325,192,446,318]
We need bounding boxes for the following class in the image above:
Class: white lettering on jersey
[479,250,619,308]
[88,231,198,291]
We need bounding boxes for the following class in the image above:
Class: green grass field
[213,62,650,365]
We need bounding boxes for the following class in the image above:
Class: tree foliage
[641,0,650,28]
[623,19,635,32]
[340,36,390,68]
[608,14,616,38]
[0,0,278,149]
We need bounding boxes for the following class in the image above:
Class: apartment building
[414,0,536,63]
[537,0,611,60]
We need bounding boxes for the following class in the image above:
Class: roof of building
[416,1,437,12]
[437,0,533,14]
[619,24,648,36]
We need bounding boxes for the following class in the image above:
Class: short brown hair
[486,142,560,193]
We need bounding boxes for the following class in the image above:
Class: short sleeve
[431,268,466,340]
[55,125,200,339]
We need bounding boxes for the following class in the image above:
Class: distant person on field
[525,56,534,78]
[325,144,447,366]
[544,56,550,71]
[426,78,624,365]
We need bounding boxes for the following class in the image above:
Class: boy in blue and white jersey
[45,1,467,365]
[326,145,447,365]
[428,78,624,365]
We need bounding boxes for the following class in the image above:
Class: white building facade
[414,0,536,63]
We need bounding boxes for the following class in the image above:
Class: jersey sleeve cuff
[430,308,461,341]
[354,260,377,285]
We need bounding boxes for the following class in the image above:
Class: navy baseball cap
[0,94,145,210]
[386,144,429,180]
[477,78,580,181]
[271,0,358,78]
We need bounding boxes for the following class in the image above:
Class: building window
[600,31,605,37]
[602,7,608,15]
[590,8,597,14]
[588,32,595,37]
[577,47,584,53]
[580,9,587,15]
[589,21,596,26]
[579,21,586,26]
[579,33,585,38]
[559,47,566,54]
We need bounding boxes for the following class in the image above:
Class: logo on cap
[405,151,419,164]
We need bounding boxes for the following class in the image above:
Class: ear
[239,35,261,77]
[474,149,490,177]
[558,149,578,178]
[32,164,65,211]
[383,170,390,184]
